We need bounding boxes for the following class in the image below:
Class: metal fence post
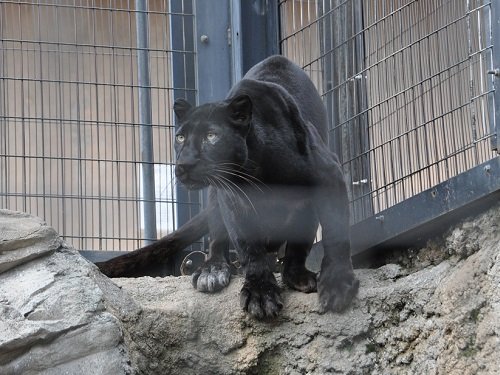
[135,0,157,244]
[240,0,279,74]
[170,0,198,231]
[230,0,243,84]
[195,0,232,101]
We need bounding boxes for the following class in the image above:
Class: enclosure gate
[1,0,499,269]
[279,0,500,254]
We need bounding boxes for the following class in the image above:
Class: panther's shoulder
[244,55,297,78]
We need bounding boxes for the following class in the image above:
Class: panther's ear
[228,95,252,126]
[173,98,192,120]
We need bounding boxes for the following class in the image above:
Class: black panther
[97,55,359,319]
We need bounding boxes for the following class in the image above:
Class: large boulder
[0,210,136,375]
[115,205,500,375]
[1,202,498,374]
[115,202,499,374]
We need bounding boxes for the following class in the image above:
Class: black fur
[173,55,359,319]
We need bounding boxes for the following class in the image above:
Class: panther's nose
[176,161,196,177]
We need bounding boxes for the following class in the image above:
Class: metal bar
[34,3,47,224]
[0,1,192,16]
[195,0,233,255]
[0,75,194,93]
[73,3,84,251]
[170,0,199,229]
[170,0,201,274]
[0,2,6,209]
[1,37,194,55]
[351,0,373,221]
[91,3,103,250]
[351,157,500,255]
[128,0,140,251]
[230,0,243,84]
[0,191,192,205]
[135,0,157,244]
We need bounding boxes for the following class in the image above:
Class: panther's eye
[206,132,217,143]
[176,134,185,144]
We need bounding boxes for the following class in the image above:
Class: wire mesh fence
[2,0,498,255]
[0,0,197,251]
[279,0,498,224]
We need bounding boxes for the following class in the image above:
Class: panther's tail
[96,209,209,277]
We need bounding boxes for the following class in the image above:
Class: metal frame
[351,157,500,256]
[135,0,157,244]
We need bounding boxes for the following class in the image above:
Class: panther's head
[173,95,253,190]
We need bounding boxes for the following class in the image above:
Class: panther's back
[243,55,328,142]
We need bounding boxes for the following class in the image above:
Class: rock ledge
[1,204,498,374]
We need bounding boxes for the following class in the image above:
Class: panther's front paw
[192,261,231,293]
[240,277,283,319]
[317,267,359,313]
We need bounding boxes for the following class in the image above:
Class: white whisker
[209,175,238,208]
[215,164,270,192]
[216,168,265,193]
[216,173,258,215]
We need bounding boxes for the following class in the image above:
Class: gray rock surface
[0,210,59,274]
[1,203,499,375]
[115,203,500,375]
[0,209,133,375]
